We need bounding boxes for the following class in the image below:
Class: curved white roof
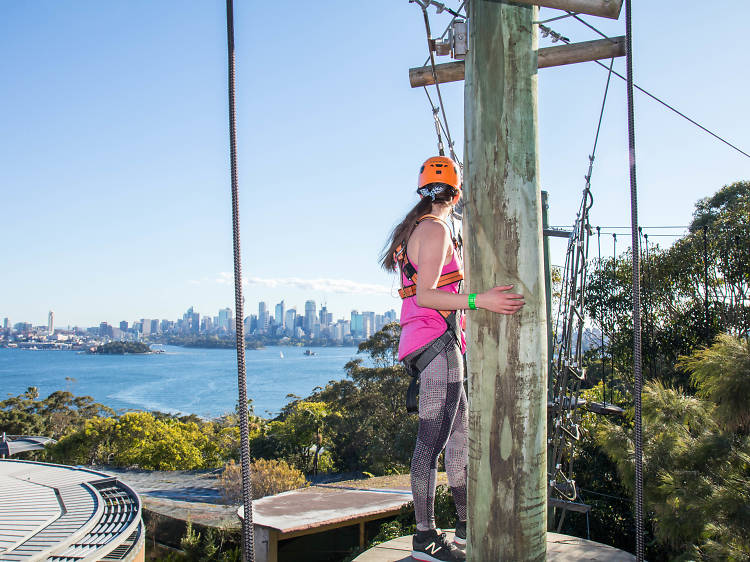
[0,460,143,561]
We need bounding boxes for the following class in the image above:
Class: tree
[49,411,230,470]
[678,333,750,433]
[265,400,340,474]
[595,337,750,559]
[585,181,750,390]
[0,388,113,441]
[311,323,419,474]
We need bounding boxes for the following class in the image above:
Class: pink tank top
[398,250,467,361]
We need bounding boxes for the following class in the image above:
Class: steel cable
[624,0,645,559]
[544,17,750,160]
[226,1,255,559]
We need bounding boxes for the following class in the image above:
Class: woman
[382,156,525,562]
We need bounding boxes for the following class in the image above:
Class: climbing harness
[396,214,464,413]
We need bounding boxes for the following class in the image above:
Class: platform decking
[353,532,637,561]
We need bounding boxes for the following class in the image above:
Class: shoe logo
[425,542,442,555]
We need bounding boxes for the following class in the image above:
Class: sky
[1,1,748,328]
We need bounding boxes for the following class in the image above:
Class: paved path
[101,466,226,503]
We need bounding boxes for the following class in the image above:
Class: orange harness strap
[394,215,464,310]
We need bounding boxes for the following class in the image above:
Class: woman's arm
[415,221,525,315]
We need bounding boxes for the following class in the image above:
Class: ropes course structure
[219,1,747,559]
[545,52,628,532]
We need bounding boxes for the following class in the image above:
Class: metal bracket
[452,20,468,59]
[430,19,468,60]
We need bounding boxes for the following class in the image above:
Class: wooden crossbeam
[510,0,622,19]
[409,36,625,88]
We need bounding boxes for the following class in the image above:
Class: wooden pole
[508,0,622,19]
[410,37,625,88]
[464,0,547,560]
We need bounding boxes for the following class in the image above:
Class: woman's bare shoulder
[413,217,450,239]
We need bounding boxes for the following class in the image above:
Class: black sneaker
[453,520,466,547]
[412,529,466,562]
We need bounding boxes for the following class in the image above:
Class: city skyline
[3,299,399,335]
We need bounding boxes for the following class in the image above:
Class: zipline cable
[226,1,255,559]
[537,23,750,160]
[624,0,645,558]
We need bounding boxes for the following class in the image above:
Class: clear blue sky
[2,1,748,328]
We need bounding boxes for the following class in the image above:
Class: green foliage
[678,333,750,433]
[91,341,151,354]
[218,458,308,502]
[585,181,750,389]
[0,387,113,441]
[595,373,750,559]
[154,521,240,562]
[246,323,415,475]
[356,322,401,368]
[311,323,418,474]
[49,411,233,469]
[251,400,341,474]
[156,335,264,349]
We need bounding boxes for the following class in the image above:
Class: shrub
[218,458,308,503]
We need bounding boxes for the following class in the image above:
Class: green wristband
[468,293,477,310]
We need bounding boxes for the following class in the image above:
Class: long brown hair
[380,184,459,272]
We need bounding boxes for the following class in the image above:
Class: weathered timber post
[464,0,547,559]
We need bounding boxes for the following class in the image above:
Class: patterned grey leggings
[406,339,468,531]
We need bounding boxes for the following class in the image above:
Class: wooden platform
[353,532,636,561]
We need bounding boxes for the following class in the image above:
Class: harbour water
[0,345,361,419]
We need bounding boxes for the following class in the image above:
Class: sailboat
[279,351,284,359]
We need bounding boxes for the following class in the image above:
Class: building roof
[0,436,56,457]
[0,460,143,561]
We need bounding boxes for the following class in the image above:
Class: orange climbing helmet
[417,156,461,190]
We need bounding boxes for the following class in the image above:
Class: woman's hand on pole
[475,286,525,315]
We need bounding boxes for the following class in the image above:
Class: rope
[624,0,645,558]
[597,227,606,406]
[414,0,462,163]
[226,1,255,559]
[611,233,617,407]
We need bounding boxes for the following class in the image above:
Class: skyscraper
[275,301,285,329]
[350,310,363,338]
[363,311,376,338]
[258,302,269,334]
[285,309,296,336]
[183,307,200,334]
[304,300,317,332]
[218,307,233,332]
[47,311,54,335]
[319,305,332,328]
[120,321,129,332]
